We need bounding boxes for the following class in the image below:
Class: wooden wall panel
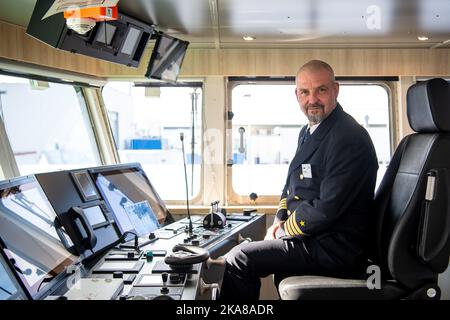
[1,21,450,78]
[0,21,109,76]
[183,48,450,77]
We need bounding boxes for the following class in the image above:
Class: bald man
[220,60,378,300]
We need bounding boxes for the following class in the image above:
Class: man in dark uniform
[220,60,378,300]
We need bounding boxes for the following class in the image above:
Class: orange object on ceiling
[64,6,118,21]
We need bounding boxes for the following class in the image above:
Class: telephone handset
[68,206,97,251]
[164,244,210,267]
[53,217,78,255]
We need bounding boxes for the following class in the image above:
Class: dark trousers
[220,235,367,300]
[220,238,323,300]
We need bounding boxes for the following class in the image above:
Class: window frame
[226,77,395,205]
[0,69,103,178]
[100,81,205,205]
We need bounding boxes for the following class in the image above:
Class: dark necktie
[301,128,311,146]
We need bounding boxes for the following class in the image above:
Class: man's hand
[264,221,284,240]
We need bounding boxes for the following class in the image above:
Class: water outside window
[102,82,202,200]
[0,75,101,176]
[231,83,390,197]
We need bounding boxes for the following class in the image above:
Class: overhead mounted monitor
[26,0,153,68]
[94,22,117,46]
[0,176,77,300]
[145,33,189,82]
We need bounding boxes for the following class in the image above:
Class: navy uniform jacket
[277,104,378,272]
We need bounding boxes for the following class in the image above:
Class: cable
[0,285,12,296]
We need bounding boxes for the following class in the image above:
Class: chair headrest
[407,78,450,133]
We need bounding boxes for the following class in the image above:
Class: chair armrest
[278,275,405,300]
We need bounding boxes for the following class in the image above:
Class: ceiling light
[243,36,255,41]
[417,36,429,41]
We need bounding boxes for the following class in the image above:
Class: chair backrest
[370,78,450,290]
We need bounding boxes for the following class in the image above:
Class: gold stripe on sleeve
[285,219,294,236]
[287,211,304,236]
[279,198,287,209]
[291,212,304,235]
[286,216,298,236]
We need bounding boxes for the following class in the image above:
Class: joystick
[160,272,169,294]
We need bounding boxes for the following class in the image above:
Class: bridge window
[102,82,203,201]
[0,74,101,176]
[229,81,390,201]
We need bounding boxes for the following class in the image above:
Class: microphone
[180,132,193,235]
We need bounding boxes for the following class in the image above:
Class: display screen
[123,201,159,236]
[136,274,162,286]
[94,22,117,46]
[71,171,100,201]
[0,177,77,299]
[83,205,107,227]
[145,33,189,82]
[121,27,142,55]
[96,261,137,271]
[0,254,26,300]
[91,166,172,237]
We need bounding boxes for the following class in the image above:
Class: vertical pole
[190,88,199,196]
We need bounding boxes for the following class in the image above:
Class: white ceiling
[0,0,449,49]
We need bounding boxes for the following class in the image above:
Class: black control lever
[160,272,169,294]
[203,200,226,229]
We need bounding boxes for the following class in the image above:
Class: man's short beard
[306,103,326,125]
[307,113,325,125]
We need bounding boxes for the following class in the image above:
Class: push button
[145,250,153,261]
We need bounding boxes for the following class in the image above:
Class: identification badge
[301,164,312,178]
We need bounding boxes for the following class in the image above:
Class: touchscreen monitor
[0,177,77,299]
[90,164,172,237]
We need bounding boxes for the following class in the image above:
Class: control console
[122,272,185,300]
[179,221,243,247]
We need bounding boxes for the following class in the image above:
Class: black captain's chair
[277,78,450,300]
